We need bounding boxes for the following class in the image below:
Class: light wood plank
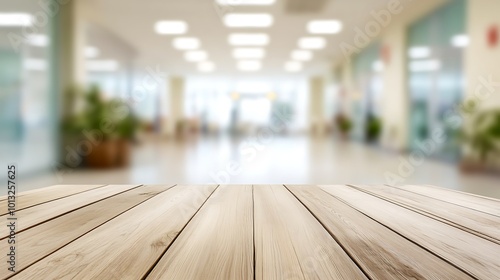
[0,185,141,239]
[286,185,474,280]
[0,185,105,215]
[352,184,500,244]
[397,185,500,217]
[146,185,253,280]
[10,185,217,280]
[321,185,500,279]
[0,184,102,201]
[254,185,367,280]
[0,184,174,277]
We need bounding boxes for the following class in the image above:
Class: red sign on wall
[381,45,391,65]
[487,25,498,48]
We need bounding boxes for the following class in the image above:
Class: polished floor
[21,135,500,199]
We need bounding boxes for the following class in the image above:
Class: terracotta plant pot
[459,159,500,175]
[116,139,131,167]
[85,140,118,169]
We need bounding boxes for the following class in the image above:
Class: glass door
[407,0,466,161]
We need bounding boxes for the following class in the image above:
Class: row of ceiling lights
[154,0,342,73]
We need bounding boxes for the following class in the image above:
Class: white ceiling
[85,0,391,78]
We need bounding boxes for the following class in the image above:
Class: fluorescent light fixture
[233,48,265,59]
[284,61,302,72]
[24,59,47,71]
[0,13,33,26]
[87,60,119,72]
[298,37,326,49]
[291,50,313,61]
[223,14,273,28]
[216,0,275,5]
[451,34,469,48]
[27,34,48,47]
[237,60,261,71]
[154,20,187,35]
[409,59,441,72]
[85,46,100,58]
[228,33,270,46]
[307,20,342,34]
[198,61,215,72]
[372,60,384,72]
[184,51,208,62]
[408,46,431,59]
[236,82,271,92]
[173,37,200,50]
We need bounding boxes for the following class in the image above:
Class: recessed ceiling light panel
[173,37,200,50]
[233,48,266,59]
[291,50,313,61]
[298,37,327,49]
[224,14,273,28]
[408,46,431,59]
[155,20,187,35]
[451,34,469,48]
[185,51,208,62]
[307,20,342,34]
[0,13,33,26]
[228,33,270,46]
[237,60,261,71]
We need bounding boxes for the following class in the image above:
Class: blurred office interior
[1,0,500,198]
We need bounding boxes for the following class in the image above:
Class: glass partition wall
[407,0,466,161]
[0,1,57,175]
[352,42,383,142]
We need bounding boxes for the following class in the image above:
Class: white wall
[380,24,408,150]
[465,0,500,109]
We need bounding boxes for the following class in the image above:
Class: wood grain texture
[320,185,500,280]
[286,185,474,280]
[0,185,141,239]
[0,185,174,277]
[397,185,500,217]
[0,185,105,215]
[146,185,253,280]
[10,185,217,280]
[351,184,500,244]
[254,185,367,280]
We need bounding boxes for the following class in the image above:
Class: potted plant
[365,115,382,143]
[81,86,119,169]
[115,104,140,167]
[335,113,353,140]
[460,104,500,173]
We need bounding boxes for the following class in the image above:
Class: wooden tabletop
[1,184,500,279]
